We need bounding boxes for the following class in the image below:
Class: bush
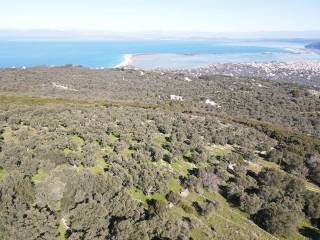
[266,149,283,164]
[254,203,300,236]
[163,154,172,164]
[181,203,195,214]
[166,191,182,205]
[193,199,217,216]
[198,167,220,192]
[306,154,320,185]
[304,191,320,220]
[240,193,262,215]
[148,199,167,218]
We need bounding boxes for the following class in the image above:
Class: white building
[170,95,184,101]
[205,99,221,108]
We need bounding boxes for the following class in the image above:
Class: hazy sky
[1,0,319,32]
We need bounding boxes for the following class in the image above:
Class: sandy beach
[115,54,134,68]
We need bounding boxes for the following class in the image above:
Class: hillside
[0,66,320,240]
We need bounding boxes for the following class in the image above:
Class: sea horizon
[1,39,320,69]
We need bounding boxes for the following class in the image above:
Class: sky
[0,0,319,33]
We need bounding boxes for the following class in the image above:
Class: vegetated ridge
[0,66,320,240]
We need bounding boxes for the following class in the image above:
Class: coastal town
[180,60,320,87]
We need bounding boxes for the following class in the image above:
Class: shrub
[254,203,300,236]
[240,193,262,215]
[166,191,182,204]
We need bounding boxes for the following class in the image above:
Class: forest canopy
[0,67,320,239]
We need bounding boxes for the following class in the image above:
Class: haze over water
[0,40,319,69]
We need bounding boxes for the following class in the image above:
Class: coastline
[2,40,319,69]
[113,54,320,88]
[115,50,320,70]
[115,54,134,68]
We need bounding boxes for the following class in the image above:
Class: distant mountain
[306,42,320,49]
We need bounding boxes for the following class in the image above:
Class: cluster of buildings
[183,60,320,88]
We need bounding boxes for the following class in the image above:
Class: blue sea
[0,40,319,69]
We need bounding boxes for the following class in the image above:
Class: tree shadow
[218,186,240,208]
[299,226,320,240]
